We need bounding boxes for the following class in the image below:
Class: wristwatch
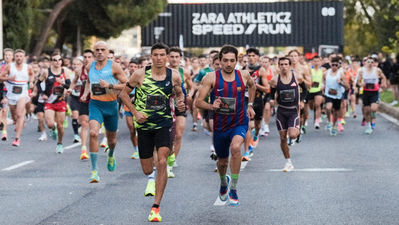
[109,84,114,89]
[248,102,254,107]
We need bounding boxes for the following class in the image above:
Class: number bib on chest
[216,97,236,115]
[12,86,23,94]
[328,88,337,96]
[53,86,64,97]
[73,85,82,94]
[312,81,319,88]
[91,84,106,96]
[365,83,375,90]
[280,89,295,103]
[146,95,167,110]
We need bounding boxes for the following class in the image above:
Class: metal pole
[0,0,3,58]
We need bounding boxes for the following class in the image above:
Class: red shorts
[45,101,67,112]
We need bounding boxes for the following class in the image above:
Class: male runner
[0,49,33,146]
[68,57,84,143]
[242,48,268,161]
[120,42,185,222]
[167,47,194,177]
[260,56,275,136]
[323,57,348,136]
[196,45,256,206]
[41,52,72,153]
[81,41,127,181]
[356,57,387,134]
[1,48,14,141]
[269,57,306,172]
[307,56,324,129]
[71,49,95,160]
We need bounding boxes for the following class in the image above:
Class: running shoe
[345,111,350,118]
[250,134,259,148]
[361,118,366,126]
[131,151,139,159]
[167,153,176,167]
[145,179,156,196]
[341,119,346,125]
[283,162,294,172]
[148,207,162,222]
[192,123,198,132]
[295,134,302,143]
[107,156,116,171]
[219,175,231,202]
[338,123,344,132]
[1,131,7,141]
[38,132,47,142]
[241,151,251,161]
[287,137,295,146]
[167,166,175,178]
[100,137,107,148]
[56,144,64,154]
[319,116,323,123]
[203,128,211,136]
[371,123,376,130]
[353,113,357,118]
[210,152,218,161]
[12,138,20,147]
[228,189,240,206]
[248,146,254,157]
[301,125,306,134]
[0,122,3,130]
[63,119,68,128]
[50,128,57,140]
[330,127,338,136]
[325,122,332,131]
[314,120,320,129]
[80,150,89,160]
[90,170,100,183]
[365,126,373,134]
[73,134,81,143]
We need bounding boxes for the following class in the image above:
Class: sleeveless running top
[88,60,118,101]
[6,63,29,97]
[178,67,187,96]
[211,69,248,132]
[134,66,173,130]
[324,69,344,99]
[309,68,323,93]
[276,72,299,109]
[362,67,380,92]
[79,66,90,103]
[45,68,66,103]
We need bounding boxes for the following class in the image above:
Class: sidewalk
[379,90,399,120]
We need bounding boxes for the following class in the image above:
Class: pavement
[1,111,399,225]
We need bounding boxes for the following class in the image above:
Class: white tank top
[362,67,379,91]
[325,69,344,99]
[9,63,29,84]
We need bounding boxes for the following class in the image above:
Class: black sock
[72,119,79,135]
[152,204,159,208]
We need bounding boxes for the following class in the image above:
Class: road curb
[379,102,399,120]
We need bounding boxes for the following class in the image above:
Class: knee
[157,158,167,169]
[143,168,153,175]
[218,158,228,167]
[89,130,98,138]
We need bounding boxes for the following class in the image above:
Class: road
[0,112,399,225]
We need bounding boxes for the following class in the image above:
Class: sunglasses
[331,64,339,67]
[52,58,62,62]
[366,60,374,63]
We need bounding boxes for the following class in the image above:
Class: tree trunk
[32,0,76,57]
[75,25,81,57]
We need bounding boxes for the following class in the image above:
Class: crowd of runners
[1,42,398,222]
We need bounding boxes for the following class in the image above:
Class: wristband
[109,84,114,89]
[248,102,254,107]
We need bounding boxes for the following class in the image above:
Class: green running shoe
[131,151,139,159]
[90,170,100,183]
[167,153,176,167]
[63,119,68,128]
[365,126,373,134]
[145,179,156,196]
[56,144,64,154]
[107,156,116,171]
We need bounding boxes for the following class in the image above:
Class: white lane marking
[378,112,399,126]
[267,168,352,172]
[64,143,81,150]
[2,160,35,171]
[213,196,228,206]
[240,161,248,171]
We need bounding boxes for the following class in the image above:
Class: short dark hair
[278,57,292,65]
[109,50,115,55]
[219,45,238,61]
[138,56,147,65]
[331,57,340,63]
[169,47,182,56]
[198,54,207,59]
[212,54,219,63]
[246,48,260,56]
[209,50,219,56]
[39,56,50,62]
[312,55,321,60]
[151,42,169,54]
[51,51,61,58]
[15,49,26,55]
[83,49,94,55]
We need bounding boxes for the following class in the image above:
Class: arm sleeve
[299,81,308,101]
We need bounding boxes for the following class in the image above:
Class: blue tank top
[88,60,118,101]
[325,69,344,99]
[210,69,248,132]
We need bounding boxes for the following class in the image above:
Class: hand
[299,101,304,109]
[212,98,221,110]
[99,79,109,88]
[66,89,72,96]
[269,100,275,106]
[247,106,255,119]
[185,96,192,109]
[177,99,186,112]
[42,95,48,101]
[1,98,7,105]
[381,82,387,89]
[134,111,148,123]
[80,95,87,102]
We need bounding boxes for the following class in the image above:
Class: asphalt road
[0,111,399,225]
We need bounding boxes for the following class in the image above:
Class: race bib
[365,83,375,90]
[53,86,64,97]
[216,97,236,115]
[146,95,167,110]
[312,81,319,88]
[12,86,23,94]
[328,88,338,96]
[91,84,106,96]
[280,89,295,103]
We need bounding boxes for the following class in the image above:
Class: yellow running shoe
[148,207,162,222]
[90,170,100,183]
[145,179,156,196]
[80,150,89,160]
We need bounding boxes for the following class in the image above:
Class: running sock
[72,119,79,135]
[371,111,376,119]
[108,146,115,157]
[90,152,98,171]
[220,174,228,187]
[287,158,292,164]
[81,145,87,151]
[230,174,239,190]
[148,168,156,180]
[134,146,138,152]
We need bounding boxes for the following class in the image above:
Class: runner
[80,41,127,181]
[119,42,185,222]
[41,52,72,152]
[1,48,14,141]
[68,57,84,143]
[71,49,95,160]
[167,47,194,177]
[0,49,34,146]
[30,60,47,141]
[196,45,256,206]
[269,57,307,172]
[242,48,268,161]
[307,56,324,129]
[260,55,275,136]
[323,57,348,136]
[356,57,387,134]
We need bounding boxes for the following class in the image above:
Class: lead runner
[196,45,256,206]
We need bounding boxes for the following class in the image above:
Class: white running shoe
[38,132,47,142]
[283,162,294,172]
[100,137,107,148]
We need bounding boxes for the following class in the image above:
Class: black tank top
[276,71,299,108]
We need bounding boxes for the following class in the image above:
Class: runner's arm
[0,65,11,81]
[119,68,143,116]
[172,70,185,112]
[111,63,128,90]
[243,70,256,104]
[257,67,269,93]
[195,72,215,110]
[377,68,387,88]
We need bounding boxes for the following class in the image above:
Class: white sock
[148,168,156,180]
[210,144,215,151]
[287,159,292,164]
